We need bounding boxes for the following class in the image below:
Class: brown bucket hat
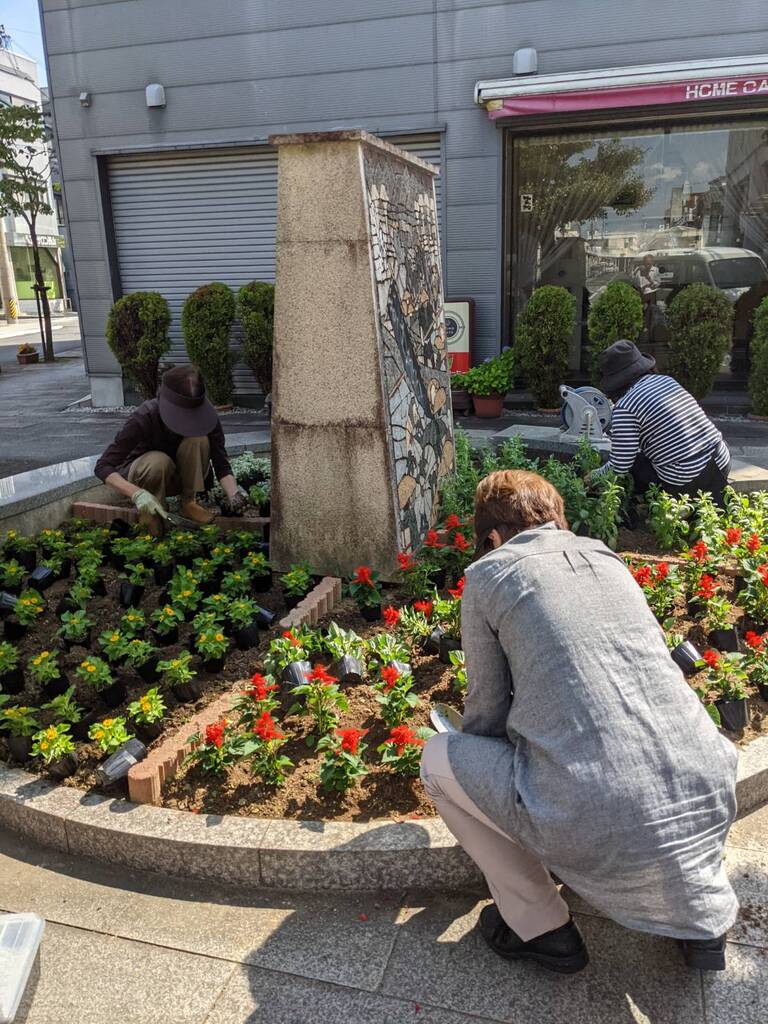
[157,364,218,437]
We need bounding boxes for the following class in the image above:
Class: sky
[1,0,47,85]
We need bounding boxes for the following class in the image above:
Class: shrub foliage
[665,284,733,399]
[516,285,575,407]
[181,282,236,405]
[749,297,768,416]
[237,281,274,394]
[105,292,171,399]
[587,281,643,382]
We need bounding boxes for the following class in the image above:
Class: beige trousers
[421,733,570,941]
[127,436,210,504]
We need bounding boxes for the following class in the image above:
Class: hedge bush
[749,296,768,416]
[516,285,575,407]
[587,281,643,382]
[666,283,733,399]
[181,282,236,405]
[105,291,171,399]
[237,281,274,394]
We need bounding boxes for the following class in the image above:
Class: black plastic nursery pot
[62,632,91,653]
[708,628,739,653]
[99,679,128,709]
[439,635,462,664]
[96,738,147,786]
[670,640,702,677]
[424,626,445,655]
[57,558,72,580]
[282,659,312,686]
[332,655,364,685]
[757,682,768,703]
[90,577,107,597]
[47,752,78,781]
[119,582,145,608]
[152,625,179,647]
[15,550,36,573]
[430,568,447,589]
[716,698,750,732]
[234,622,260,651]
[3,618,26,642]
[135,657,161,685]
[28,566,56,593]
[136,720,164,744]
[252,572,272,594]
[1,582,21,597]
[42,673,70,700]
[110,518,131,537]
[254,605,276,628]
[71,711,100,742]
[55,596,79,616]
[6,735,32,762]
[154,564,174,586]
[0,590,18,617]
[0,667,24,695]
[202,653,227,675]
[359,603,382,623]
[172,679,202,704]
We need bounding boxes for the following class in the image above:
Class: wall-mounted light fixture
[79,91,91,107]
[145,83,166,109]
[512,48,538,75]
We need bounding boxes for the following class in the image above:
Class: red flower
[448,576,465,600]
[760,565,768,588]
[385,724,423,755]
[205,720,226,749]
[725,527,742,547]
[254,711,283,742]
[397,551,416,573]
[696,574,718,601]
[306,665,337,686]
[747,533,761,554]
[453,532,469,553]
[702,649,721,670]
[424,529,443,549]
[745,630,765,651]
[337,728,367,755]
[380,665,401,691]
[445,514,462,530]
[413,600,433,619]
[655,562,669,581]
[382,605,401,629]
[282,630,301,648]
[689,541,709,563]
[246,673,279,701]
[631,564,653,588]
[353,565,374,587]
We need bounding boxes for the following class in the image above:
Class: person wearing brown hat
[589,340,730,504]
[94,364,248,533]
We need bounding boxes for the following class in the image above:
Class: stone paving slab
[701,943,768,1024]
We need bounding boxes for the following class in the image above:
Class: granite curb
[1,735,767,891]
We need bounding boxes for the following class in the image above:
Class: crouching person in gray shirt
[421,468,738,975]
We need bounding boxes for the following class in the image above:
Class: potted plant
[379,724,433,776]
[168,570,201,619]
[119,608,146,639]
[316,728,368,792]
[0,559,26,595]
[75,654,126,708]
[228,597,261,650]
[0,704,39,761]
[209,542,236,571]
[288,663,348,740]
[740,564,768,633]
[449,371,472,415]
[88,715,134,755]
[247,483,271,518]
[183,718,242,775]
[27,649,68,699]
[698,649,750,732]
[459,347,513,418]
[243,551,272,593]
[41,685,89,740]
[119,562,151,608]
[0,640,23,695]
[666,632,703,678]
[151,604,182,646]
[365,631,410,676]
[395,603,434,653]
[397,549,441,600]
[629,562,682,622]
[98,628,126,667]
[220,568,250,599]
[265,629,312,685]
[195,628,229,673]
[57,609,93,652]
[6,589,44,641]
[348,565,382,622]
[324,622,366,684]
[158,651,201,704]
[202,591,230,620]
[16,342,39,365]
[122,638,161,684]
[280,562,313,611]
[690,575,738,651]
[152,542,175,586]
[169,530,202,566]
[32,722,78,779]
[126,687,166,742]
[2,530,37,572]
[240,711,293,787]
[433,593,462,664]
[233,672,281,729]
[374,664,420,726]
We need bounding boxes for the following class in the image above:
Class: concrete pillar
[269,130,454,578]
[0,216,18,323]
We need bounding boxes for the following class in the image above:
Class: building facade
[39,0,768,405]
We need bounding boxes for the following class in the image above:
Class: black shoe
[479,904,589,974]
[677,935,727,971]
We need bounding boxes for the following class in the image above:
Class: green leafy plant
[587,280,643,381]
[379,724,434,776]
[26,650,62,686]
[209,543,236,568]
[749,296,768,416]
[0,704,39,737]
[41,686,82,726]
[433,594,462,641]
[237,280,274,394]
[646,485,693,551]
[89,715,133,754]
[374,664,420,726]
[169,531,202,560]
[697,649,749,702]
[629,561,682,620]
[317,728,369,792]
[396,550,439,601]
[289,664,348,738]
[243,551,271,578]
[105,291,171,399]
[32,722,75,764]
[0,559,26,590]
[181,281,236,405]
[75,655,113,691]
[449,649,467,693]
[14,590,44,627]
[119,609,146,637]
[248,483,269,511]
[665,284,734,398]
[741,564,768,625]
[2,529,36,558]
[348,565,382,609]
[516,285,575,407]
[121,562,151,587]
[220,569,251,598]
[395,605,433,648]
[280,563,313,599]
[264,630,310,675]
[365,632,410,671]
[228,597,260,630]
[127,687,166,726]
[57,609,92,644]
[68,580,94,609]
[195,627,228,661]
[324,622,366,663]
[233,672,281,728]
[460,347,514,397]
[158,652,197,687]
[151,603,183,637]
[241,710,293,786]
[122,638,158,670]
[0,640,19,676]
[98,628,126,665]
[184,718,241,774]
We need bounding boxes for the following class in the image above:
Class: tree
[516,286,575,407]
[587,281,643,382]
[106,292,171,399]
[748,297,768,416]
[666,284,733,399]
[0,105,56,361]
[181,282,236,405]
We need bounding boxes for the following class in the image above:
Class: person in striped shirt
[590,340,731,504]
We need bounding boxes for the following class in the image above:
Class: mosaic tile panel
[363,146,454,553]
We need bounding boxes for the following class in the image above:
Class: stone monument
[269,129,454,577]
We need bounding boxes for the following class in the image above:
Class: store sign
[486,75,768,120]
[444,299,473,373]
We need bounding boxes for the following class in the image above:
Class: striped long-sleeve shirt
[593,374,730,486]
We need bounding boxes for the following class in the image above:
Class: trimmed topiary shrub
[105,291,171,400]
[516,286,575,408]
[749,296,768,416]
[666,283,733,399]
[181,282,236,406]
[237,281,274,394]
[587,280,643,382]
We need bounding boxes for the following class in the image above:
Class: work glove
[130,489,168,519]
[224,486,249,516]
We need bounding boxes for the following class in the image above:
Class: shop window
[506,120,768,383]
[10,246,62,301]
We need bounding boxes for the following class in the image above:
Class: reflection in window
[509,122,768,382]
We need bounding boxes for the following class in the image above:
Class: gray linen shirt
[447,523,739,940]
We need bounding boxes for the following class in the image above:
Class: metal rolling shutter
[107,134,442,400]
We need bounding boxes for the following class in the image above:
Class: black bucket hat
[599,340,656,396]
[157,364,218,437]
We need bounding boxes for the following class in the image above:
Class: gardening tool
[164,510,206,530]
[430,703,464,734]
[559,385,612,443]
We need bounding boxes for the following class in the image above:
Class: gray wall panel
[72,259,113,300]
[67,221,106,262]
[447,203,498,249]
[61,178,99,221]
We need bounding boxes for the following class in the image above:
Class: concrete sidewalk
[3,802,768,1023]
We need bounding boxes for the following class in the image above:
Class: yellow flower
[103,718,114,727]
[110,633,120,643]
[80,659,89,668]
[40,740,49,751]
[41,650,49,658]
[182,590,192,598]
[140,698,150,711]
[199,633,207,643]
[164,606,174,615]
[7,530,16,538]
[215,633,224,643]
[94,730,104,741]
[86,664,96,674]
[46,727,57,740]
[171,659,180,669]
